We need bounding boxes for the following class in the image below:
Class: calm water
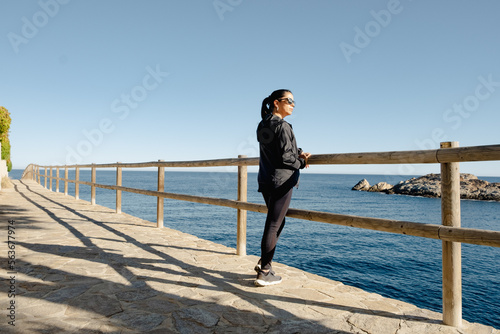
[10,169,500,328]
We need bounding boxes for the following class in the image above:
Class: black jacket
[257,114,306,192]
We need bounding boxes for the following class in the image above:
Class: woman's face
[274,92,295,118]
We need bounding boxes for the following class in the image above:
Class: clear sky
[1,0,500,176]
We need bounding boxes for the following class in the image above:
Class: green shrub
[0,107,12,172]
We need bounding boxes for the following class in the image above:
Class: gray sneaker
[254,260,274,274]
[254,270,282,287]
[254,260,262,273]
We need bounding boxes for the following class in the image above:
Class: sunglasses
[278,97,295,106]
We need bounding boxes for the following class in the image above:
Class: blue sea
[9,169,500,328]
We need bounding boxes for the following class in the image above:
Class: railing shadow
[2,180,447,333]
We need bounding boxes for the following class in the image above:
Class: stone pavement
[0,179,498,334]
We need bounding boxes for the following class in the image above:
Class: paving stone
[111,310,165,332]
[283,287,332,302]
[17,281,61,293]
[44,284,92,303]
[361,298,403,314]
[21,300,68,318]
[222,309,269,328]
[347,312,403,334]
[126,296,180,314]
[267,319,337,334]
[114,281,160,302]
[65,293,123,317]
[172,307,220,333]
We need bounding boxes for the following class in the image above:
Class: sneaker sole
[254,278,282,287]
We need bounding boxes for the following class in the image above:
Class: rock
[390,174,442,198]
[368,182,393,192]
[352,179,370,191]
[352,173,500,201]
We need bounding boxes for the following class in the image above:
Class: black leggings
[260,187,293,271]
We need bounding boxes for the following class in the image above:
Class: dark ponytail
[261,89,292,120]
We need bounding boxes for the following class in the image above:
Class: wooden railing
[23,142,500,328]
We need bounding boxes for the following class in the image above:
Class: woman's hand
[299,152,312,168]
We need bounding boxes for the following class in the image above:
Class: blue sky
[1,0,500,176]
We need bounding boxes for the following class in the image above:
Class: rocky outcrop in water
[352,173,500,201]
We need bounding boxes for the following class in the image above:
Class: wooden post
[44,167,48,188]
[237,155,248,256]
[75,167,80,200]
[116,163,122,214]
[157,160,165,228]
[440,141,462,327]
[49,168,53,191]
[64,167,68,195]
[56,167,60,193]
[91,164,96,205]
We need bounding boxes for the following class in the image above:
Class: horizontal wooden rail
[36,157,260,169]
[311,144,500,165]
[34,144,500,169]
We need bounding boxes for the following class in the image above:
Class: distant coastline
[352,173,500,201]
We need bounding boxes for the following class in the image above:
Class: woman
[254,89,311,287]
